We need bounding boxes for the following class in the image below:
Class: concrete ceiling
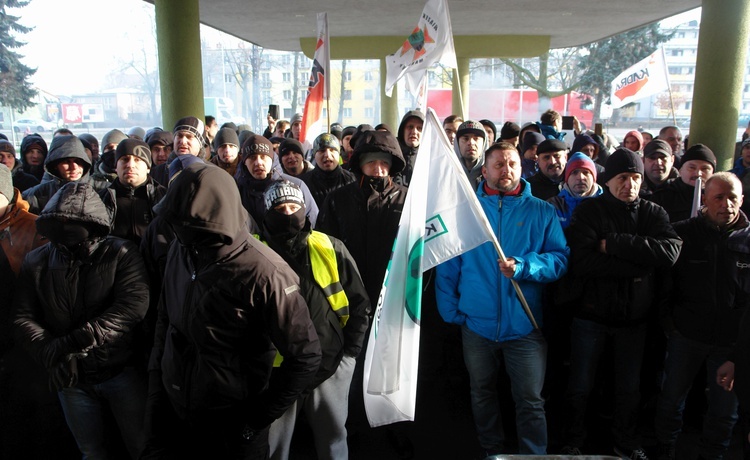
[194,0,701,53]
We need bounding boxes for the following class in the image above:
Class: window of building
[342,108,352,118]
[282,55,291,65]
[300,72,308,82]
[365,71,373,81]
[224,73,233,83]
[262,91,271,105]
[343,71,351,82]
[343,90,352,100]
[299,90,307,103]
[364,107,374,118]
[364,89,374,100]
[283,73,291,82]
[283,90,292,101]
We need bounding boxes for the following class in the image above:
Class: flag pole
[491,240,540,330]
[661,47,677,126]
[453,66,465,118]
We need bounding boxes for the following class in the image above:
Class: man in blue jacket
[435,141,569,457]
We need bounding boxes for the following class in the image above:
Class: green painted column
[451,58,470,119]
[154,0,205,129]
[380,58,399,131]
[689,0,750,170]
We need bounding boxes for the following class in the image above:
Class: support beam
[301,35,550,60]
[154,0,205,129]
[380,58,399,130]
[688,0,750,170]
[451,58,470,119]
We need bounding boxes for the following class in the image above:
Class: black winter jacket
[317,177,406,308]
[668,211,750,346]
[13,183,149,384]
[150,163,321,428]
[566,191,682,326]
[648,177,695,223]
[99,176,166,244]
[300,165,356,209]
[263,224,370,389]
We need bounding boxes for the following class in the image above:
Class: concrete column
[380,58,399,130]
[689,0,750,170]
[154,0,205,129]
[451,58,471,118]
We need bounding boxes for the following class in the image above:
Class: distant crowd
[1,108,750,460]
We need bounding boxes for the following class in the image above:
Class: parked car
[12,118,58,133]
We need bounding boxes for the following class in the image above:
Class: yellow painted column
[154,0,205,129]
[689,0,750,169]
[381,58,399,131]
[451,58,470,119]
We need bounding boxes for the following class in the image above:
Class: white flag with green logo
[363,108,497,426]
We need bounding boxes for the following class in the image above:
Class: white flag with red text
[610,48,669,108]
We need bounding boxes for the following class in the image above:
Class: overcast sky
[10,0,702,97]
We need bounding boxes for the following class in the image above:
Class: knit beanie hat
[290,113,303,125]
[116,138,152,168]
[741,138,750,150]
[127,126,146,141]
[537,139,568,155]
[565,152,598,182]
[0,164,13,203]
[500,121,521,140]
[342,126,357,139]
[241,134,275,160]
[374,123,393,134]
[681,143,716,170]
[173,116,205,146]
[101,129,128,151]
[146,130,174,148]
[479,119,497,141]
[214,127,240,149]
[279,139,305,158]
[456,121,487,140]
[602,148,643,183]
[330,123,344,139]
[313,133,340,153]
[643,139,672,158]
[0,140,15,156]
[239,130,256,149]
[264,180,305,211]
[522,132,546,152]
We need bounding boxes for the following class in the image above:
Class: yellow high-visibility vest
[269,230,350,367]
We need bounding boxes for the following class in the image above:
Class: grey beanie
[0,164,13,203]
[101,129,128,151]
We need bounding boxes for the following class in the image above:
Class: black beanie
[500,121,521,140]
[602,148,644,183]
[681,143,716,170]
[214,127,240,149]
[115,138,152,168]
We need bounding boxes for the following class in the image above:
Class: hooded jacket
[317,131,407,305]
[435,179,569,342]
[0,142,39,192]
[22,136,92,215]
[150,163,321,427]
[14,182,149,384]
[394,110,424,187]
[566,190,682,326]
[20,134,48,182]
[454,125,487,188]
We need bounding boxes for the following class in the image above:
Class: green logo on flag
[405,237,424,324]
[424,214,448,243]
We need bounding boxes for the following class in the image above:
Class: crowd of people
[1,108,750,460]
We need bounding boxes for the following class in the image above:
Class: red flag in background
[300,13,330,144]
